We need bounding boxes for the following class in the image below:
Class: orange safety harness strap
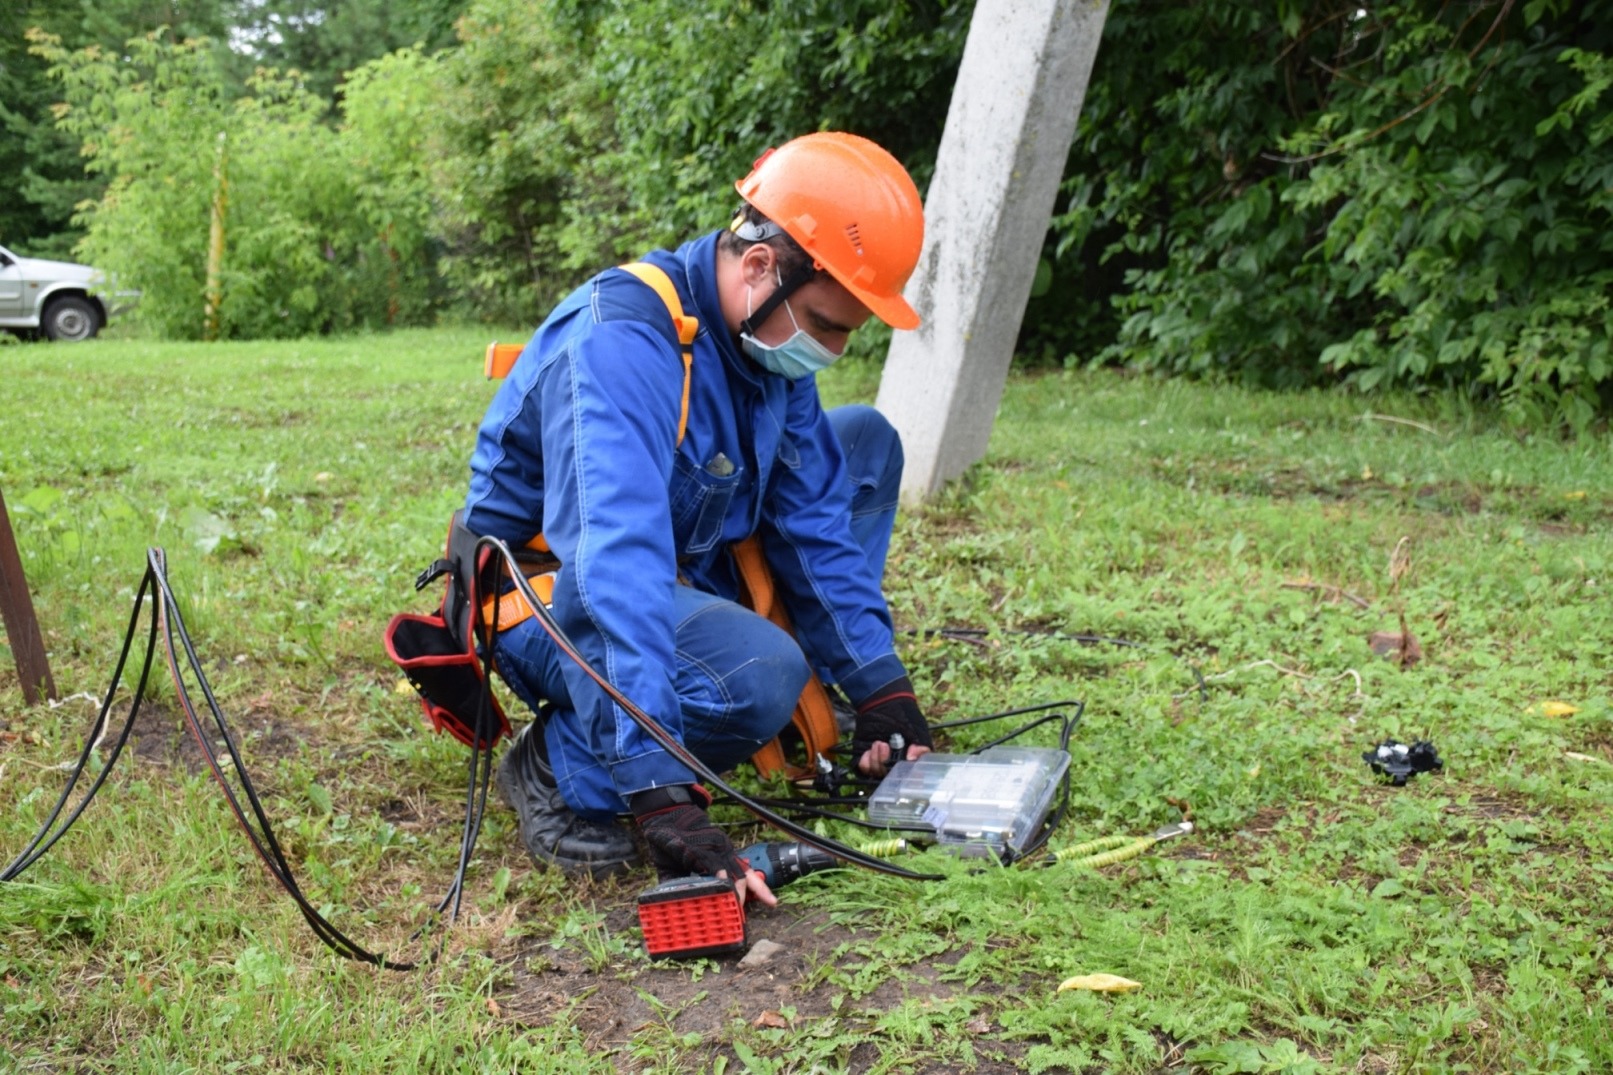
[479,262,695,634]
[731,536,843,782]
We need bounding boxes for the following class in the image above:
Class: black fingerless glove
[852,675,933,764]
[631,784,747,882]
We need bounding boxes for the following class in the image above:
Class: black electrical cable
[2,569,159,882]
[728,701,1082,860]
[3,550,497,970]
[966,711,1071,753]
[149,549,441,969]
[486,537,947,882]
[930,698,1084,733]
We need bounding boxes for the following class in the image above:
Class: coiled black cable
[3,550,493,969]
[5,541,1103,964]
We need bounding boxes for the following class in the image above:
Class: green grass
[2,330,1611,1073]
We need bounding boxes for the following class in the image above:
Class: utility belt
[382,511,513,748]
[386,512,838,782]
[477,539,558,634]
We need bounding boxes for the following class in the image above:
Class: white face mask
[741,269,840,380]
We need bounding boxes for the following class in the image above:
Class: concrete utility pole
[876,0,1110,501]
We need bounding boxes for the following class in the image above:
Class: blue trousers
[493,404,903,817]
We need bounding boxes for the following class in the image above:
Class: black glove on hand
[852,675,933,767]
[632,785,748,882]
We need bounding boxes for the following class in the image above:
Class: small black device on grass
[1364,739,1443,785]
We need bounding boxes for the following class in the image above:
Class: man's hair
[718,202,823,281]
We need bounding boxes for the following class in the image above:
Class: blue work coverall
[464,231,909,819]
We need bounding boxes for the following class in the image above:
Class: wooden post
[203,131,228,341]
[0,488,58,705]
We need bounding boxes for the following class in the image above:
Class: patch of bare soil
[499,902,1030,1073]
[122,697,301,775]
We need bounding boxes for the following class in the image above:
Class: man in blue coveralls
[463,132,934,907]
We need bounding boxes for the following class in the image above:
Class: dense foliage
[1049,0,1613,428]
[1,1,235,259]
[32,31,440,338]
[2,1,462,262]
[13,0,1613,423]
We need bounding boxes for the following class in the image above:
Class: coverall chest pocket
[670,452,744,555]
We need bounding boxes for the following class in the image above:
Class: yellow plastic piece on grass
[1057,973,1142,994]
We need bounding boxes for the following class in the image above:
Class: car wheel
[43,296,101,341]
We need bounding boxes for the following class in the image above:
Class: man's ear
[738,242,777,287]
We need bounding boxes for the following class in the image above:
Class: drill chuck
[737,841,839,888]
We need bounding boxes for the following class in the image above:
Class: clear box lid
[865,746,1070,859]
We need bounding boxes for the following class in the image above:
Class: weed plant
[2,331,1610,1072]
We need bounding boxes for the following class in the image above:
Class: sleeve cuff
[841,654,909,709]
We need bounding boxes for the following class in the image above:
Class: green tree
[339,46,447,321]
[415,0,631,323]
[415,0,970,325]
[563,0,971,249]
[34,28,439,338]
[2,1,234,258]
[228,0,468,101]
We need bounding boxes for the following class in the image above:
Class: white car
[0,243,137,341]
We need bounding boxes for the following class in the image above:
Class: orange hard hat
[735,132,925,330]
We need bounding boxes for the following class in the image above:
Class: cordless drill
[636,841,842,958]
[736,840,840,888]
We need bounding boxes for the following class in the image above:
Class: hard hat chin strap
[739,258,818,339]
[730,216,785,243]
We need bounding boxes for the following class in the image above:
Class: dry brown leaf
[754,1010,790,1029]
[1367,630,1422,666]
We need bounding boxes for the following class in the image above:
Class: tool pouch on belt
[383,512,513,749]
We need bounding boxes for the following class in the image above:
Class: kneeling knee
[735,649,811,736]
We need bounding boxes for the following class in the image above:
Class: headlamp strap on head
[739,257,818,338]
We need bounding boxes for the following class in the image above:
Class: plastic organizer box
[866,746,1071,860]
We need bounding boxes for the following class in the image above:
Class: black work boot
[495,722,639,877]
